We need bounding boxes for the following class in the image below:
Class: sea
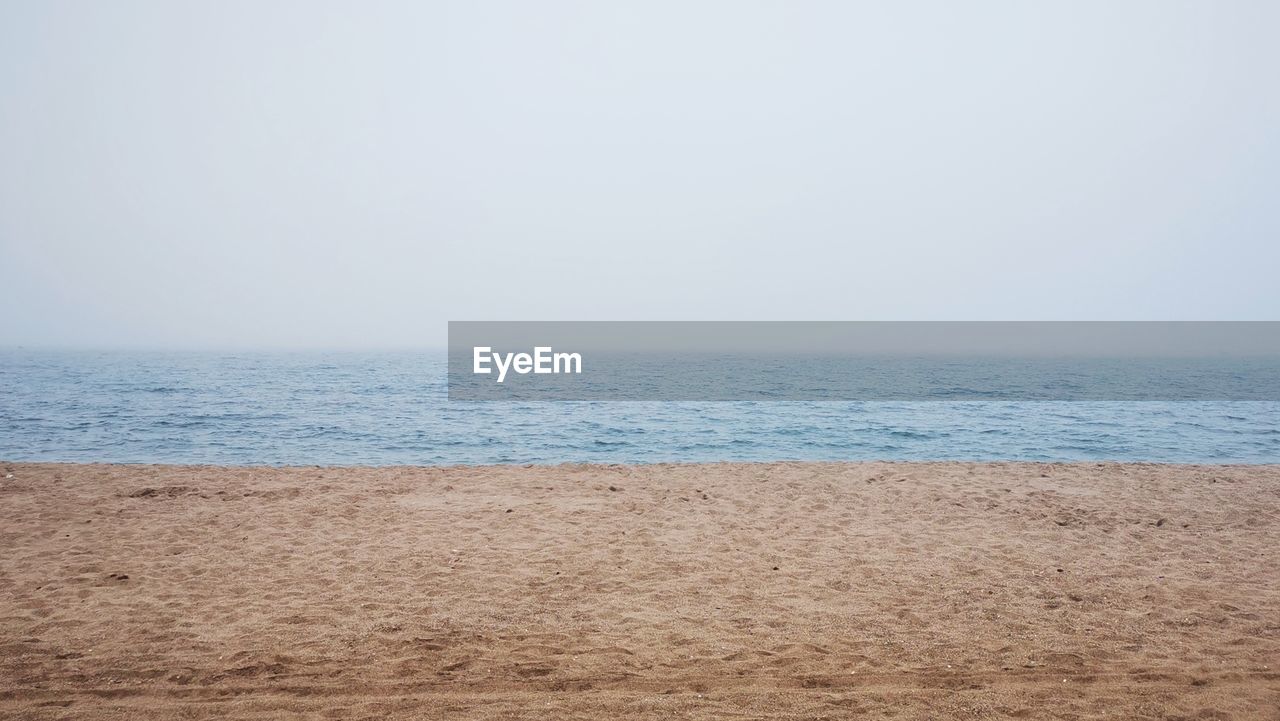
[2,350,1278,465]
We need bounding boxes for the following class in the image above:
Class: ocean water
[1,350,1278,465]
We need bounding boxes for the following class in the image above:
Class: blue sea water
[1,350,1278,465]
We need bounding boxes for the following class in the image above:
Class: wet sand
[1,461,1277,719]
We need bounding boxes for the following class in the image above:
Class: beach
[1,461,1277,719]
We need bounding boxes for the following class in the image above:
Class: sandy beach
[1,461,1277,719]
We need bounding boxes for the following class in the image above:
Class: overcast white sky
[2,1,1278,349]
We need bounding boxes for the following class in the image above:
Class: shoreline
[6,459,1280,469]
[3,461,1278,719]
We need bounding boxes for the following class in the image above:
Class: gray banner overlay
[448,322,1280,401]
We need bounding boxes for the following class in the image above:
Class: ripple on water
[1,351,1278,464]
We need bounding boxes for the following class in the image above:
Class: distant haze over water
[2,351,1277,465]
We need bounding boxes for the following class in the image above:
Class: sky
[1,1,1278,350]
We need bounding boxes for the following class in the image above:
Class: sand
[1,461,1277,720]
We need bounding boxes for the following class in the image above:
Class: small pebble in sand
[609,486,619,492]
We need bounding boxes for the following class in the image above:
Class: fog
[2,1,1278,349]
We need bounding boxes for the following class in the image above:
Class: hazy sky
[2,1,1278,349]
